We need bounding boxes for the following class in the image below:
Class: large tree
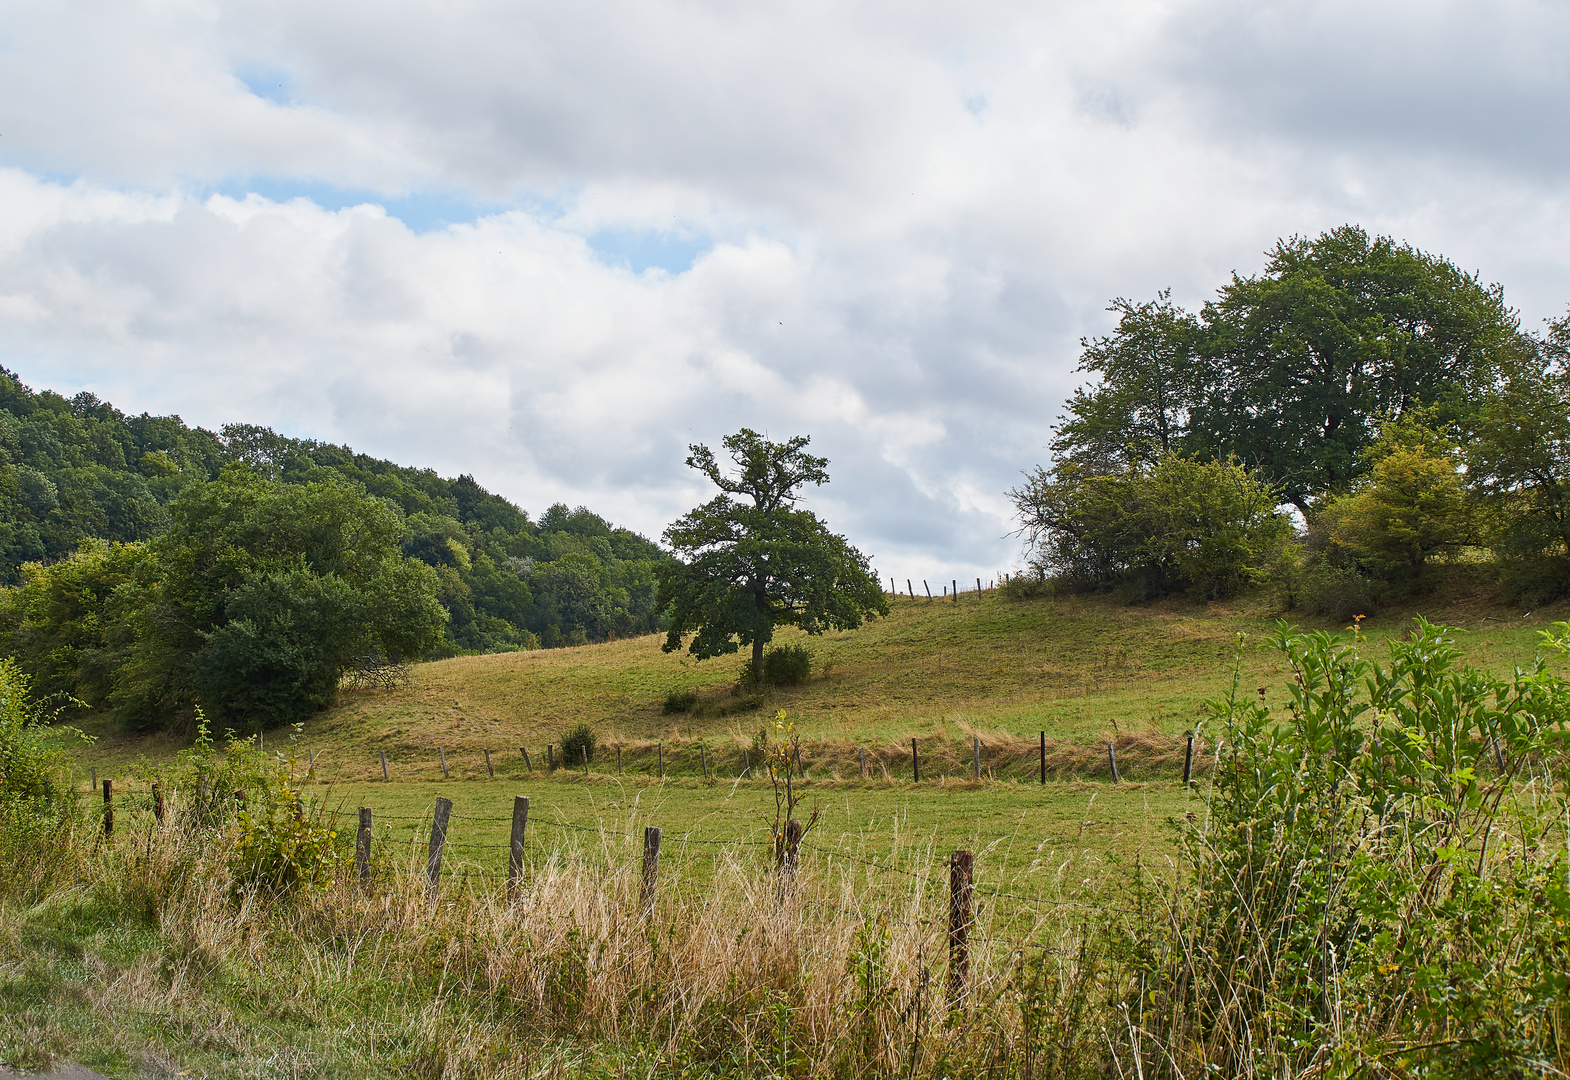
[656,430,887,682]
[1050,227,1526,512]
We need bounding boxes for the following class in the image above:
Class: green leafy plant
[560,723,596,767]
[662,688,698,714]
[738,644,813,687]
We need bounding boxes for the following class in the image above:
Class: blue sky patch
[586,229,711,274]
[208,178,511,233]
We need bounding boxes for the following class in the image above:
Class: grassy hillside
[80,582,1564,784]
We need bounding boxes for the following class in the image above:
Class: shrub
[0,658,85,896]
[662,689,698,714]
[561,723,596,767]
[1298,562,1383,621]
[737,645,813,688]
[1120,619,1570,1074]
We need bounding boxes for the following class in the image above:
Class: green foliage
[0,658,82,827]
[1010,452,1289,600]
[661,688,698,714]
[0,369,667,662]
[560,723,597,767]
[657,430,888,684]
[737,644,813,687]
[1120,620,1570,1073]
[1050,227,1524,513]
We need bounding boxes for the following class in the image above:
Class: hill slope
[80,584,1564,780]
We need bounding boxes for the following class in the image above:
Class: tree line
[1012,224,1570,615]
[0,370,667,730]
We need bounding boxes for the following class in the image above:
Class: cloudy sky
[2,0,1567,582]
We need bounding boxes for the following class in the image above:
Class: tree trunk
[752,636,765,686]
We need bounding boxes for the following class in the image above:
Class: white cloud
[1,0,1569,581]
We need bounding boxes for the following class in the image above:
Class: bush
[1010,453,1290,600]
[1298,562,1383,621]
[561,723,596,767]
[738,644,813,688]
[1119,620,1570,1074]
[0,658,85,896]
[662,689,698,714]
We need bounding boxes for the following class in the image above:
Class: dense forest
[0,367,667,728]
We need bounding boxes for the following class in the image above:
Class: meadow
[9,583,1569,1078]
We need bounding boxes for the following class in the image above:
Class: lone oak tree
[656,430,888,683]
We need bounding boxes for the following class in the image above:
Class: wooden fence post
[924,580,932,600]
[952,579,958,603]
[911,738,920,782]
[379,750,389,781]
[1183,736,1194,784]
[976,577,982,596]
[484,749,494,778]
[91,767,96,795]
[617,746,622,774]
[657,742,665,779]
[521,747,532,771]
[308,748,316,774]
[356,807,373,885]
[907,579,914,599]
[859,747,866,778]
[508,796,529,899]
[948,850,973,1010]
[972,737,980,780]
[890,576,896,594]
[427,797,452,903]
[1108,742,1120,784]
[1039,731,1046,785]
[102,779,113,838]
[152,781,165,828]
[440,749,449,779]
[640,826,661,918]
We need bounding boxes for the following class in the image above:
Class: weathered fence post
[976,577,982,596]
[90,767,97,795]
[640,826,662,918]
[379,750,389,781]
[924,580,932,600]
[427,797,452,903]
[152,781,165,828]
[948,850,973,1010]
[972,737,980,780]
[952,579,958,604]
[1183,736,1194,784]
[657,742,664,779]
[547,744,554,770]
[859,747,866,778]
[507,796,529,899]
[356,807,373,885]
[911,738,920,782]
[484,749,494,778]
[1039,731,1046,785]
[102,779,113,838]
[1108,742,1120,784]
[907,579,914,599]
[521,747,532,771]
[440,748,449,779]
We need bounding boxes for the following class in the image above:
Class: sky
[1,0,1568,585]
